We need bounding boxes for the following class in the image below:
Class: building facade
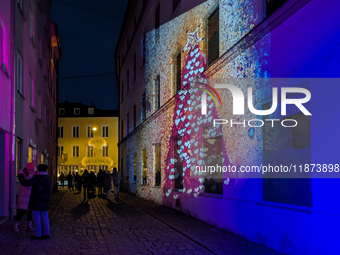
[115,0,340,254]
[57,103,119,177]
[0,0,60,218]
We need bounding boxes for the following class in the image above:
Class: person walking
[74,171,80,191]
[103,170,113,200]
[66,172,73,190]
[97,169,104,194]
[13,164,35,232]
[81,170,90,200]
[18,164,51,240]
[59,173,65,187]
[112,168,120,200]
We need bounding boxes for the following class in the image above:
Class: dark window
[174,136,183,189]
[141,92,146,121]
[263,102,312,207]
[127,156,130,180]
[133,104,136,129]
[58,126,64,138]
[266,0,288,17]
[203,125,223,195]
[155,143,161,186]
[133,153,137,183]
[208,8,219,66]
[133,54,136,81]
[156,75,161,110]
[173,0,181,13]
[126,70,129,94]
[176,53,181,92]
[134,16,137,31]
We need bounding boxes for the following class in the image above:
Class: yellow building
[57,102,118,176]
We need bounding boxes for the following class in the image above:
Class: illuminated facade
[0,1,60,218]
[115,0,340,254]
[57,103,119,176]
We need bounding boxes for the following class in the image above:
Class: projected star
[183,26,203,52]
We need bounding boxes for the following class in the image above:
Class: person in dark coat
[112,168,120,200]
[103,171,113,199]
[66,172,73,190]
[59,173,65,187]
[97,169,104,194]
[81,170,90,200]
[18,164,51,240]
[74,172,80,191]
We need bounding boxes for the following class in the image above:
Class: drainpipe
[9,0,16,219]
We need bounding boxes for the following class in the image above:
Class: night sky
[51,0,128,110]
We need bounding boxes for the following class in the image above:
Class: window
[155,5,160,39]
[266,0,288,17]
[126,113,129,135]
[87,146,94,157]
[262,102,312,207]
[30,74,34,108]
[207,8,219,66]
[133,105,136,129]
[88,107,94,115]
[121,121,124,139]
[142,149,147,185]
[202,125,223,195]
[29,9,34,38]
[155,143,161,186]
[16,51,23,95]
[74,108,80,115]
[72,126,79,138]
[37,93,41,119]
[133,153,137,183]
[142,33,146,66]
[173,0,181,12]
[86,126,94,138]
[133,54,136,81]
[141,92,146,122]
[134,16,137,31]
[155,75,160,110]
[173,136,183,189]
[28,146,35,163]
[40,152,44,164]
[126,70,129,94]
[57,146,63,157]
[121,83,124,103]
[16,138,23,176]
[72,146,79,157]
[59,108,65,115]
[102,125,109,138]
[175,53,181,93]
[58,126,64,138]
[102,146,109,157]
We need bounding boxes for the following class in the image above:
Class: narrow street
[0,189,280,255]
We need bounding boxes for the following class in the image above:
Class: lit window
[102,125,109,138]
[88,107,94,115]
[72,126,79,138]
[73,146,79,157]
[58,126,64,138]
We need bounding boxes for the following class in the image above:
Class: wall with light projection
[123,0,340,254]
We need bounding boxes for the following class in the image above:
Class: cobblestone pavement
[0,189,281,255]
